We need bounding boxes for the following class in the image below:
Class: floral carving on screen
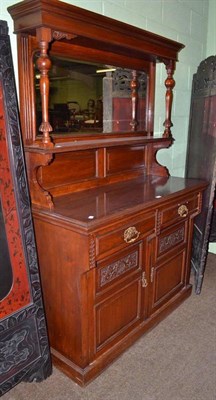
[0,22,51,394]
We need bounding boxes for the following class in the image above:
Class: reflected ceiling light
[96,68,116,73]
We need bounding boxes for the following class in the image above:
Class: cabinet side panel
[33,216,91,368]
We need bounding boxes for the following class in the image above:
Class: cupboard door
[149,250,186,314]
[148,222,188,315]
[94,242,148,354]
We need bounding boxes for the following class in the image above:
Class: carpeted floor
[2,253,216,400]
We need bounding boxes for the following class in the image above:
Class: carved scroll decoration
[52,31,77,40]
[100,250,138,287]
[159,226,185,254]
[163,60,176,138]
[26,152,54,209]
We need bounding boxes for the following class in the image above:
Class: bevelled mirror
[34,54,148,137]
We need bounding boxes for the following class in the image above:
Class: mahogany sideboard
[8,0,207,386]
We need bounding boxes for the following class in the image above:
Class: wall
[206,0,216,57]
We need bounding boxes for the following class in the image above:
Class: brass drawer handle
[123,226,140,243]
[178,204,188,218]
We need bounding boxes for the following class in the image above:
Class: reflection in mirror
[34,54,148,136]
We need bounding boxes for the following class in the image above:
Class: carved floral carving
[193,56,216,95]
[100,251,138,287]
[52,31,77,40]
[159,226,184,254]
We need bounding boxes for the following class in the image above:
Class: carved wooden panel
[0,88,31,316]
[0,20,51,396]
[158,224,185,255]
[99,250,138,288]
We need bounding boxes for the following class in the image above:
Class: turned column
[163,60,176,138]
[130,70,139,132]
[36,27,53,147]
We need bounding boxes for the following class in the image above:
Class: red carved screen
[0,81,31,317]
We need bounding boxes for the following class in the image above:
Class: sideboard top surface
[37,176,207,228]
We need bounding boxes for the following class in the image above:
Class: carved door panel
[94,242,148,356]
[185,56,216,294]
[0,21,51,395]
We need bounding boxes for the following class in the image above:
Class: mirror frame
[18,36,154,145]
[9,0,184,147]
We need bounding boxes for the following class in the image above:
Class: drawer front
[94,212,155,259]
[160,194,199,228]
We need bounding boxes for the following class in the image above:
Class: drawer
[160,194,199,228]
[94,211,155,259]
